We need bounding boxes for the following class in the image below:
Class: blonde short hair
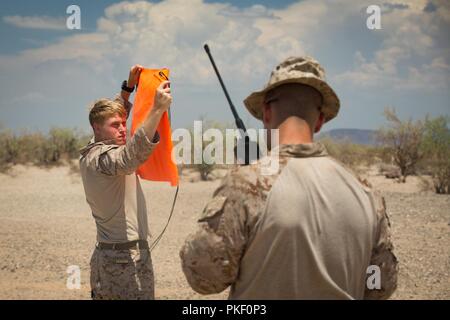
[89,99,127,127]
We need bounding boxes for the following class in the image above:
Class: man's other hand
[128,64,144,88]
[153,81,172,113]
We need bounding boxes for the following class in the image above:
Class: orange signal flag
[131,68,179,186]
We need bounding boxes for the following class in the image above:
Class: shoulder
[325,155,375,191]
[79,141,120,169]
[218,164,261,195]
[208,156,290,221]
[83,142,119,157]
[216,154,288,198]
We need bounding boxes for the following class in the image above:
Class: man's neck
[277,117,314,145]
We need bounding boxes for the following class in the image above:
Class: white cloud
[3,15,66,30]
[336,0,450,90]
[95,0,293,84]
[0,0,449,131]
[2,0,448,87]
[399,57,450,90]
[0,0,328,86]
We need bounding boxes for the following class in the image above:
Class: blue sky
[0,0,449,133]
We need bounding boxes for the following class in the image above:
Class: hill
[318,128,378,145]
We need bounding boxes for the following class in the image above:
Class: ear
[262,103,272,128]
[92,122,101,136]
[314,112,325,133]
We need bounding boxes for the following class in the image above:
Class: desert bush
[182,118,232,181]
[0,130,20,169]
[377,107,424,183]
[319,137,382,174]
[17,131,48,165]
[420,116,450,194]
[47,128,79,163]
[33,127,89,166]
[0,127,91,171]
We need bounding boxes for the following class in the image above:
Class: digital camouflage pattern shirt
[180,143,398,299]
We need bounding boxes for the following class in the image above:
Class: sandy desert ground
[0,164,449,300]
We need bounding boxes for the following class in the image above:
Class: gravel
[0,165,448,300]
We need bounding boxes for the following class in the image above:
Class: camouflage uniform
[90,247,154,300]
[180,144,398,299]
[79,95,159,300]
[180,55,398,299]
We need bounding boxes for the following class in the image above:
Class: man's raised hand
[128,64,144,88]
[153,81,172,113]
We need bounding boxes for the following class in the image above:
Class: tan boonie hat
[244,56,340,122]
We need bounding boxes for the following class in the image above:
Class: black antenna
[204,44,247,133]
[203,43,260,165]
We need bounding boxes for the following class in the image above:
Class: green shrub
[0,127,91,171]
[420,116,450,194]
[319,137,382,174]
[183,118,232,181]
[377,108,425,183]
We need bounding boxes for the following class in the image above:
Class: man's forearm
[113,93,132,119]
[121,89,131,102]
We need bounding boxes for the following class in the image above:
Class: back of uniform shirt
[230,156,377,299]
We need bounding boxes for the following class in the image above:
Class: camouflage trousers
[90,247,155,300]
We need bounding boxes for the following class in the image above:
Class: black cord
[150,83,177,252]
[150,184,179,251]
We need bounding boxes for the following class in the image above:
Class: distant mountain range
[318,128,378,145]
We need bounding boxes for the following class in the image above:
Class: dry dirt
[0,164,448,300]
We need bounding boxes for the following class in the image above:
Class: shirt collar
[271,143,328,158]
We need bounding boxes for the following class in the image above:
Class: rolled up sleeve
[364,192,399,300]
[180,176,249,295]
